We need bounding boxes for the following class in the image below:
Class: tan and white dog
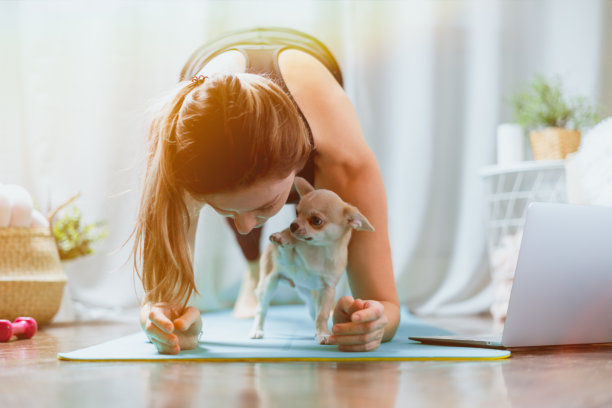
[249,178,374,344]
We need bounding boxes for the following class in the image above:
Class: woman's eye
[310,216,323,226]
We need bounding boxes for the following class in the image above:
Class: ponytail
[132,80,200,306]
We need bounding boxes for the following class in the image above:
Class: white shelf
[480,160,565,178]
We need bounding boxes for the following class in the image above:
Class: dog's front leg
[314,285,335,345]
[249,273,280,339]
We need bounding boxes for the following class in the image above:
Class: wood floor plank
[1,316,611,407]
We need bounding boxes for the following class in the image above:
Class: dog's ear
[344,205,374,231]
[293,177,315,199]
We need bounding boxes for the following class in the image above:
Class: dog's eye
[310,216,323,226]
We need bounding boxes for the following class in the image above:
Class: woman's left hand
[328,296,388,352]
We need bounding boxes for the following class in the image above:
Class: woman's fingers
[335,296,355,314]
[349,300,384,323]
[145,303,181,354]
[173,306,203,351]
[144,321,180,355]
[332,317,387,337]
[145,321,177,345]
[152,338,181,355]
[330,328,384,345]
[141,303,201,354]
[333,298,382,329]
[348,298,366,316]
[148,305,175,333]
[329,300,387,351]
[173,306,201,333]
[334,296,368,324]
[337,340,382,352]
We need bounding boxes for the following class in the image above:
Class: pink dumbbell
[0,317,38,342]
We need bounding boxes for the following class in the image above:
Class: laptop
[410,202,612,349]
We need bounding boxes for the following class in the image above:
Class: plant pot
[529,127,581,160]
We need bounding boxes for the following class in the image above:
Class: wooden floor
[1,315,611,408]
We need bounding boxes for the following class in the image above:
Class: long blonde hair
[132,73,311,306]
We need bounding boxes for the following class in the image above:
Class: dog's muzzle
[290,222,312,241]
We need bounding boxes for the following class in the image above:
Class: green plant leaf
[52,206,109,261]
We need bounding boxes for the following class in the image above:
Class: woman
[133,28,399,354]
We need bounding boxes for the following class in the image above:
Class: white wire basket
[480,160,567,320]
[481,160,567,255]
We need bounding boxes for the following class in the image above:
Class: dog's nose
[290,222,299,233]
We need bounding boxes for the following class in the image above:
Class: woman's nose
[234,212,258,235]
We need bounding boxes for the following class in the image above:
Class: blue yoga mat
[58,305,510,361]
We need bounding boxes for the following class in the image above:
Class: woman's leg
[227,218,262,318]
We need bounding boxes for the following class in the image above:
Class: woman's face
[204,172,295,235]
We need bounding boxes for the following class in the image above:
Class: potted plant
[53,205,108,261]
[511,74,601,160]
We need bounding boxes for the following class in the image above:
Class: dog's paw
[269,232,290,247]
[249,329,264,339]
[315,332,331,345]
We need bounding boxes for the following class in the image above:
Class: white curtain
[1,0,610,321]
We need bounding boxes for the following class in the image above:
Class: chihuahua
[249,177,374,344]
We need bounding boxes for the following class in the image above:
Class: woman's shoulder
[278,49,341,95]
[279,49,372,170]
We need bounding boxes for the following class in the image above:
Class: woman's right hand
[140,303,202,355]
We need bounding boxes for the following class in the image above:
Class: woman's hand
[328,296,388,352]
[140,303,202,355]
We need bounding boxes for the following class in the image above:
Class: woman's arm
[321,154,400,340]
[280,50,400,350]
[317,133,400,348]
[139,199,203,355]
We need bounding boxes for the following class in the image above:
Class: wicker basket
[529,127,581,160]
[0,227,65,324]
[0,194,78,325]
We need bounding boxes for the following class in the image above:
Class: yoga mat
[58,305,510,361]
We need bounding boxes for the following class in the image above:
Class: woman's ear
[294,177,315,198]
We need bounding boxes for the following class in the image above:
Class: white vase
[496,123,525,165]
